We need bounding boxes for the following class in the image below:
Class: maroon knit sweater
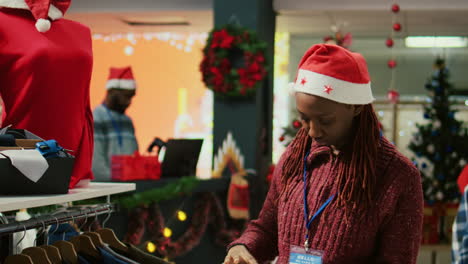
[229,137,423,264]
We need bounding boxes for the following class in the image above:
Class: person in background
[92,66,139,182]
[224,44,423,264]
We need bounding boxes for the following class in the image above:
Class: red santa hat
[0,0,71,32]
[289,44,374,105]
[106,66,137,90]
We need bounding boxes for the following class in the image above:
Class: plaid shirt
[453,186,468,263]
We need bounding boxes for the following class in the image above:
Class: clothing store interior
[0,0,468,263]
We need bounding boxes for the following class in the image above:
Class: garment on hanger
[112,243,170,264]
[13,210,37,254]
[49,223,80,244]
[77,255,91,264]
[100,244,138,264]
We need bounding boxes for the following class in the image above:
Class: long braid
[281,104,380,210]
[279,128,310,200]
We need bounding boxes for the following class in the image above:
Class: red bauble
[279,136,285,142]
[391,4,400,13]
[386,38,394,47]
[292,120,301,129]
[388,59,397,68]
[387,90,400,104]
[393,23,402,32]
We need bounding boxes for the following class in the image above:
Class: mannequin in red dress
[0,0,94,188]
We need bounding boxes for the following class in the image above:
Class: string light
[163,227,173,238]
[177,210,187,222]
[146,242,157,253]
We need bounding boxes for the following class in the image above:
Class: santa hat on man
[0,0,71,32]
[106,66,137,90]
[290,44,374,105]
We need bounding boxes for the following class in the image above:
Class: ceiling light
[405,36,468,48]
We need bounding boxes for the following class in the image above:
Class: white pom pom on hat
[35,18,51,32]
[0,0,72,32]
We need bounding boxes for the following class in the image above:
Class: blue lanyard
[302,150,336,249]
[103,105,123,148]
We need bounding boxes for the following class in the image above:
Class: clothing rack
[0,203,114,260]
[0,203,113,236]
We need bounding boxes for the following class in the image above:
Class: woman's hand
[223,245,258,264]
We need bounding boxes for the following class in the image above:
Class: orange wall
[90,34,208,151]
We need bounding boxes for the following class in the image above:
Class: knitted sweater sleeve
[227,151,287,262]
[375,161,424,264]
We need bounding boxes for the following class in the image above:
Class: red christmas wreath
[200,24,268,98]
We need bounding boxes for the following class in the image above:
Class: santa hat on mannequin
[0,0,71,32]
[289,44,375,105]
[106,66,137,90]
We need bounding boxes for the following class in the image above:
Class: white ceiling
[65,0,468,37]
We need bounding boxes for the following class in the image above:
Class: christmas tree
[279,119,302,147]
[409,58,468,203]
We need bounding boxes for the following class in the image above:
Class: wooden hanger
[39,245,62,264]
[22,247,52,264]
[53,241,78,264]
[96,228,128,253]
[82,231,104,248]
[70,235,100,259]
[4,254,33,264]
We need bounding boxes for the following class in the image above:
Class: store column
[213,0,276,218]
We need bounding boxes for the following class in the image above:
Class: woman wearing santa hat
[0,0,94,188]
[224,44,423,264]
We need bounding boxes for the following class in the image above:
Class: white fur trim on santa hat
[0,0,28,9]
[36,18,51,32]
[292,69,374,105]
[0,0,63,20]
[48,4,63,20]
[106,79,136,90]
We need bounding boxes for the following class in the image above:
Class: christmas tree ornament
[388,59,397,69]
[386,38,394,47]
[433,120,441,129]
[387,89,400,103]
[279,135,285,142]
[393,23,402,32]
[461,159,467,167]
[391,4,400,13]
[292,120,302,129]
[427,144,435,154]
[436,191,444,201]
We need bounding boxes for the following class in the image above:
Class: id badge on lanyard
[289,245,323,264]
[289,151,335,264]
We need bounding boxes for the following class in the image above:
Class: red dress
[0,8,94,188]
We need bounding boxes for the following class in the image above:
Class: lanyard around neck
[302,150,336,249]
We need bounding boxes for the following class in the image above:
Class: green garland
[117,176,200,208]
[15,177,200,215]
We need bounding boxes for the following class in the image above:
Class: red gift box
[421,202,459,244]
[111,151,161,181]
